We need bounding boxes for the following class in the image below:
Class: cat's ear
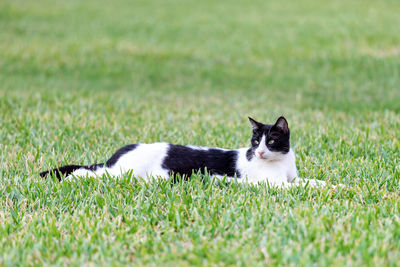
[272,116,289,134]
[248,117,263,131]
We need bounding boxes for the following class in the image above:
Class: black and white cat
[40,116,326,187]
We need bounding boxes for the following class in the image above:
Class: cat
[40,116,327,187]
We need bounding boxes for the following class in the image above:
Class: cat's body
[49,143,297,185]
[40,116,326,187]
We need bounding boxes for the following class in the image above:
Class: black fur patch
[87,163,105,171]
[161,145,240,178]
[246,148,255,161]
[40,164,83,180]
[40,163,105,180]
[105,144,138,167]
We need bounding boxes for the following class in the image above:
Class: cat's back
[105,142,241,179]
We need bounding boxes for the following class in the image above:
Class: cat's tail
[40,163,104,181]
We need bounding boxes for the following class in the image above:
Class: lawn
[1,0,400,265]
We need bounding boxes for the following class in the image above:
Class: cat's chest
[236,149,290,184]
[243,161,286,181]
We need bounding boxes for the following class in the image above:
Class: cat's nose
[258,151,264,156]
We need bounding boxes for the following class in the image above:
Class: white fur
[233,147,297,186]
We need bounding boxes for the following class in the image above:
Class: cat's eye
[254,140,259,145]
[268,140,275,145]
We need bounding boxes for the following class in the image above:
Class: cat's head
[247,116,290,161]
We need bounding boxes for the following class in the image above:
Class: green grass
[1,0,400,265]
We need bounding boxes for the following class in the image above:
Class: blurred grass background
[1,0,400,265]
[1,0,399,111]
